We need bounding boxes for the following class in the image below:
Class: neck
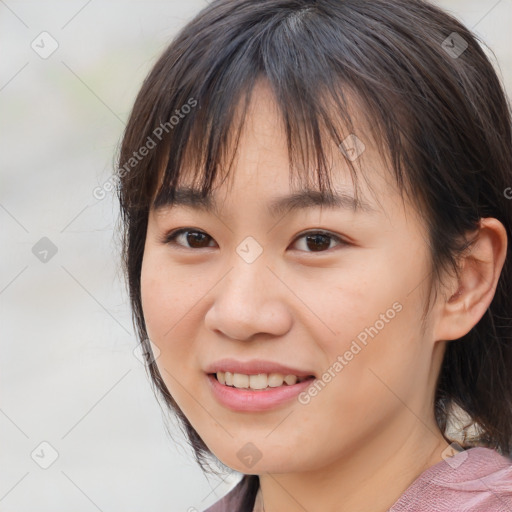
[256,414,450,512]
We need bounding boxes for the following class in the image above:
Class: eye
[291,230,347,253]
[162,228,347,253]
[162,228,216,249]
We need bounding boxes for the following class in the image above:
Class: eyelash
[160,228,348,253]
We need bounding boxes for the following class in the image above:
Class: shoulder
[202,482,242,512]
[203,476,258,512]
[390,446,512,512]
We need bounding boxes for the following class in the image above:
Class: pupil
[306,234,330,251]
[187,232,209,248]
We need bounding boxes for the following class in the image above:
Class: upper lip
[205,358,316,378]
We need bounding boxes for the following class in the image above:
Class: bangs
[153,77,381,210]
[126,4,420,213]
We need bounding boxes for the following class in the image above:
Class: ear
[433,217,508,342]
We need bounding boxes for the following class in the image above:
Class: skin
[140,81,508,512]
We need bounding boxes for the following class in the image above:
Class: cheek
[140,247,220,420]
[303,258,401,356]
[140,251,199,378]
[303,253,430,417]
[290,310,426,471]
[140,246,197,340]
[140,272,198,426]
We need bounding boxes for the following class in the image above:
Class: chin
[214,449,302,475]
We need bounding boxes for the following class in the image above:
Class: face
[140,82,445,475]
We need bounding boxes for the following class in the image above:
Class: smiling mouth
[209,372,315,391]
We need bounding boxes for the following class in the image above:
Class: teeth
[249,374,267,389]
[233,373,249,388]
[284,375,298,385]
[215,372,308,390]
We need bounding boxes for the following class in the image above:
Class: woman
[116,0,512,509]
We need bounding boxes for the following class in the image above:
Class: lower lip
[206,374,315,412]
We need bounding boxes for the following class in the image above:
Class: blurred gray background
[1,1,510,511]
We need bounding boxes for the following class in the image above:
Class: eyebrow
[153,186,378,217]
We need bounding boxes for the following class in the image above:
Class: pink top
[203,447,512,511]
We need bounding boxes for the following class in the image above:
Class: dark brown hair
[116,0,512,503]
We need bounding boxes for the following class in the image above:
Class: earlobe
[434,217,508,342]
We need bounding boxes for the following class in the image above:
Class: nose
[203,257,292,341]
